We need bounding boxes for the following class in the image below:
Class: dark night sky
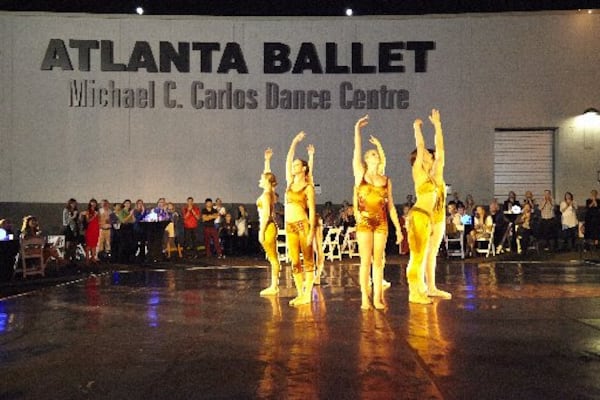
[0,0,598,16]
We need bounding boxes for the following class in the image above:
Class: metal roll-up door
[493,129,555,201]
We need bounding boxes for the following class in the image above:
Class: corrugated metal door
[493,129,555,200]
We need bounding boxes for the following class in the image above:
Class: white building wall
[0,11,598,206]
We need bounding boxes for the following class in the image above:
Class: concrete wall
[0,11,599,211]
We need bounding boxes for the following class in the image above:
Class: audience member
[235,204,249,255]
[516,203,533,255]
[468,205,493,256]
[97,199,112,261]
[133,199,149,262]
[110,203,122,262]
[273,193,284,228]
[214,198,227,229]
[202,198,223,258]
[182,197,201,256]
[321,201,337,227]
[539,189,557,251]
[399,204,411,255]
[220,213,237,256]
[560,191,578,251]
[62,198,80,262]
[585,189,600,246]
[80,199,100,264]
[489,199,508,248]
[503,191,521,212]
[21,215,62,264]
[117,199,135,263]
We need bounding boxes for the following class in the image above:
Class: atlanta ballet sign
[41,39,435,110]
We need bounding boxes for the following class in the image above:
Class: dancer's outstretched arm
[429,108,444,176]
[386,179,403,244]
[286,131,305,185]
[413,118,426,172]
[369,135,386,176]
[307,144,315,186]
[263,147,272,174]
[353,115,368,185]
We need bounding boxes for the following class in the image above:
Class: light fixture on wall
[583,107,599,116]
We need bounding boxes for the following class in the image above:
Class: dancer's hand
[368,135,381,147]
[396,230,403,245]
[264,148,273,160]
[307,144,315,156]
[355,115,369,130]
[413,118,423,129]
[293,131,306,143]
[428,109,441,127]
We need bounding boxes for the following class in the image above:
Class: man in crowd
[202,198,223,258]
[182,197,201,257]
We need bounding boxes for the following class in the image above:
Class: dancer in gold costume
[353,115,402,310]
[406,109,449,304]
[424,110,452,299]
[286,132,316,306]
[259,148,281,296]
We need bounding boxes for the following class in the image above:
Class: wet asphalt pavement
[1,255,600,399]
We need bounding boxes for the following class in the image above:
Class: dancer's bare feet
[260,286,279,296]
[361,295,372,310]
[374,299,386,310]
[292,293,311,306]
[409,291,433,305]
[428,288,452,299]
[289,296,302,306]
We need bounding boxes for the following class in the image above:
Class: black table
[142,221,169,262]
[0,240,19,281]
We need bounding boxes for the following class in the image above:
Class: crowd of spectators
[2,187,600,265]
[0,196,257,265]
[444,189,600,256]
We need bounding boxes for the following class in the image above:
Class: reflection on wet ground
[1,260,600,399]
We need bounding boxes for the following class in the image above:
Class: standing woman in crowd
[560,191,578,251]
[285,131,316,306]
[80,199,100,263]
[585,189,600,247]
[406,109,448,304]
[62,198,80,262]
[258,148,281,296]
[353,115,402,310]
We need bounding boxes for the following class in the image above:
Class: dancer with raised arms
[406,109,449,304]
[258,148,281,296]
[353,115,402,310]
[285,132,316,306]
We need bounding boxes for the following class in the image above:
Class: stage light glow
[136,7,144,15]
[345,8,353,16]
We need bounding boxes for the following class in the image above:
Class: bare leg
[289,272,304,306]
[357,231,374,309]
[426,221,451,299]
[313,226,324,285]
[406,211,433,305]
[372,231,388,309]
[260,223,280,296]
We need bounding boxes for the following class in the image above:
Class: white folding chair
[475,224,496,258]
[20,236,46,278]
[276,228,288,263]
[444,232,465,259]
[322,227,342,261]
[340,227,358,258]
